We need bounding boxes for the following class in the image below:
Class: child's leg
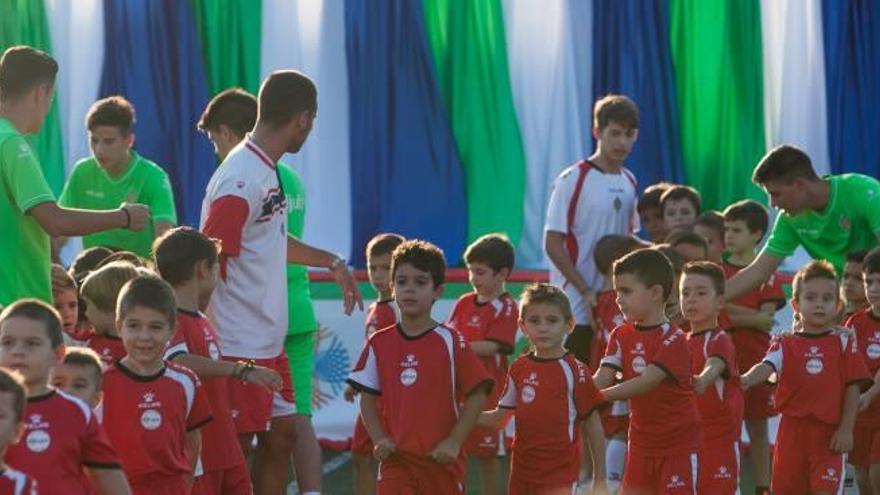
[857,466,872,495]
[745,418,771,489]
[870,463,880,493]
[606,434,627,493]
[478,456,501,495]
[353,452,378,495]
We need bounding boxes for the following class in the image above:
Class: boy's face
[53,289,78,336]
[724,220,762,255]
[117,306,174,369]
[594,121,638,162]
[640,206,668,243]
[694,224,724,262]
[864,272,880,311]
[520,302,573,353]
[673,243,706,263]
[50,364,101,408]
[84,299,116,337]
[367,253,393,296]
[614,273,664,323]
[391,263,442,318]
[663,198,697,234]
[680,273,723,326]
[843,261,867,308]
[89,126,132,170]
[0,391,23,450]
[794,277,840,329]
[467,262,506,299]
[0,317,63,388]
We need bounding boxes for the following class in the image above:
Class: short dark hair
[0,368,26,422]
[366,233,406,261]
[0,299,63,348]
[682,261,726,296]
[96,251,147,269]
[0,46,58,101]
[846,250,869,264]
[391,240,446,288]
[464,234,515,274]
[695,211,724,240]
[198,88,257,137]
[638,182,673,214]
[257,71,317,129]
[792,260,838,302]
[519,283,573,322]
[117,276,177,327]
[63,347,104,388]
[654,244,686,276]
[593,94,639,130]
[80,262,140,313]
[752,145,819,185]
[723,199,769,238]
[153,227,220,287]
[669,230,709,259]
[613,248,675,302]
[86,96,136,135]
[864,248,880,275]
[660,185,701,215]
[69,247,115,286]
[594,234,648,276]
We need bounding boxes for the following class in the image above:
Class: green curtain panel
[190,0,262,96]
[423,0,526,248]
[670,0,766,210]
[0,0,65,194]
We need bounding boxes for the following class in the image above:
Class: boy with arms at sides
[660,185,701,237]
[447,233,519,495]
[50,347,104,409]
[741,260,871,495]
[680,262,743,493]
[102,276,213,495]
[637,183,672,244]
[0,300,129,494]
[348,240,492,494]
[347,232,405,495]
[80,261,140,366]
[479,283,607,495]
[0,368,37,494]
[842,250,869,320]
[594,249,701,494]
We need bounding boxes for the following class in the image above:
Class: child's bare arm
[601,364,666,402]
[430,384,490,463]
[88,468,132,495]
[171,354,281,391]
[583,411,606,491]
[831,383,861,453]
[470,340,503,357]
[185,430,201,488]
[740,362,774,389]
[860,368,880,412]
[593,366,617,389]
[726,304,774,332]
[477,407,513,430]
[693,357,727,394]
[359,392,395,461]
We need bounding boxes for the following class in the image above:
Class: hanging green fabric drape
[190,0,262,95]
[669,0,766,210]
[0,0,65,194]
[423,0,526,248]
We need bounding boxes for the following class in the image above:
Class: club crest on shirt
[868,334,880,360]
[520,385,536,404]
[632,356,646,374]
[805,346,824,375]
[839,215,851,231]
[399,354,419,386]
[613,196,622,212]
[24,414,50,453]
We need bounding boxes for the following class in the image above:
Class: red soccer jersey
[102,361,213,488]
[499,353,604,485]
[5,390,120,494]
[347,324,493,479]
[846,309,880,427]
[0,467,37,495]
[365,299,398,338]
[164,310,245,472]
[763,330,871,425]
[593,290,625,369]
[600,322,700,455]
[447,292,518,406]
[723,262,787,362]
[686,328,743,443]
[87,334,126,367]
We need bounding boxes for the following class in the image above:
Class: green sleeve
[852,174,880,235]
[147,169,177,224]
[763,213,799,258]
[1,137,55,213]
[58,166,78,208]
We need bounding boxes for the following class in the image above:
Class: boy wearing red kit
[595,248,701,493]
[447,234,519,495]
[348,240,492,494]
[742,261,870,495]
[680,262,743,493]
[0,368,37,495]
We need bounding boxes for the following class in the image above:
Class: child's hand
[429,437,461,464]
[373,437,396,462]
[245,366,283,392]
[830,427,854,453]
[344,385,358,402]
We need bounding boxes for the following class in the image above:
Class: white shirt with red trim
[544,161,639,324]
[200,137,289,359]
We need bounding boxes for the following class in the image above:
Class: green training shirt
[278,163,318,334]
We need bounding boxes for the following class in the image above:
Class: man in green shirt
[0,46,149,307]
[59,96,177,258]
[727,144,880,299]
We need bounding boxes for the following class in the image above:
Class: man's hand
[344,385,358,402]
[331,262,364,315]
[122,203,150,231]
[581,287,597,308]
[373,437,396,462]
[429,437,461,464]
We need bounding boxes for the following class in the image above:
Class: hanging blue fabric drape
[592,0,683,189]
[344,0,467,267]
[822,1,880,176]
[99,0,215,227]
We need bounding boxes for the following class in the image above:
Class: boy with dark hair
[197,88,258,158]
[448,234,518,495]
[0,299,128,494]
[0,367,37,493]
[637,182,672,243]
[50,347,104,409]
[660,185,701,235]
[102,276,213,495]
[694,211,725,263]
[348,240,492,494]
[595,249,701,493]
[742,261,871,494]
[843,250,869,320]
[668,230,709,263]
[0,46,149,306]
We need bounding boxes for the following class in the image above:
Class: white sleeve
[498,375,517,408]
[348,344,381,394]
[544,169,575,234]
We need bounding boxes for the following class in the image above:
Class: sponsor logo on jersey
[400,354,419,386]
[25,414,51,453]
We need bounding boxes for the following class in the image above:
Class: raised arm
[30,202,149,237]
[725,251,784,301]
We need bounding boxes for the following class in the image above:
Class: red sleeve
[484,299,519,354]
[186,375,213,431]
[453,330,494,397]
[707,331,738,378]
[650,329,692,384]
[844,332,872,391]
[202,195,249,258]
[82,414,121,469]
[600,326,624,370]
[573,359,605,419]
[758,272,787,310]
[446,298,463,329]
[717,310,734,331]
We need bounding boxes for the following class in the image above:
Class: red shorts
[732,330,777,419]
[131,475,189,495]
[352,415,374,455]
[508,474,576,495]
[377,455,464,494]
[743,383,776,420]
[192,464,252,495]
[464,426,503,458]
[698,439,739,494]
[600,401,629,437]
[224,354,296,434]
[850,423,880,466]
[772,416,846,494]
[622,450,697,494]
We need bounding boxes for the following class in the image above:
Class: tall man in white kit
[200,70,362,494]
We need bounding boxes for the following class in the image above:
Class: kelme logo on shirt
[138,391,163,430]
[666,475,685,488]
[821,468,839,482]
[399,354,419,387]
[25,414,50,453]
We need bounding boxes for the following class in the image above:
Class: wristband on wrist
[236,359,256,382]
[329,256,345,270]
[121,207,131,229]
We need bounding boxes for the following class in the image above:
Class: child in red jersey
[80,261,140,366]
[660,185,701,237]
[347,233,404,495]
[348,240,492,494]
[680,262,743,493]
[0,367,37,495]
[102,276,213,495]
[742,261,870,495]
[447,234,519,495]
[842,250,869,321]
[637,182,672,244]
[479,283,606,495]
[155,227,281,495]
[0,300,129,494]
[846,247,880,493]
[50,264,86,345]
[595,248,701,494]
[50,347,104,409]
[694,211,725,264]
[722,199,787,493]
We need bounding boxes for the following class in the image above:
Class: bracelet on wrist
[329,256,345,270]
[121,207,131,229]
[236,359,256,382]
